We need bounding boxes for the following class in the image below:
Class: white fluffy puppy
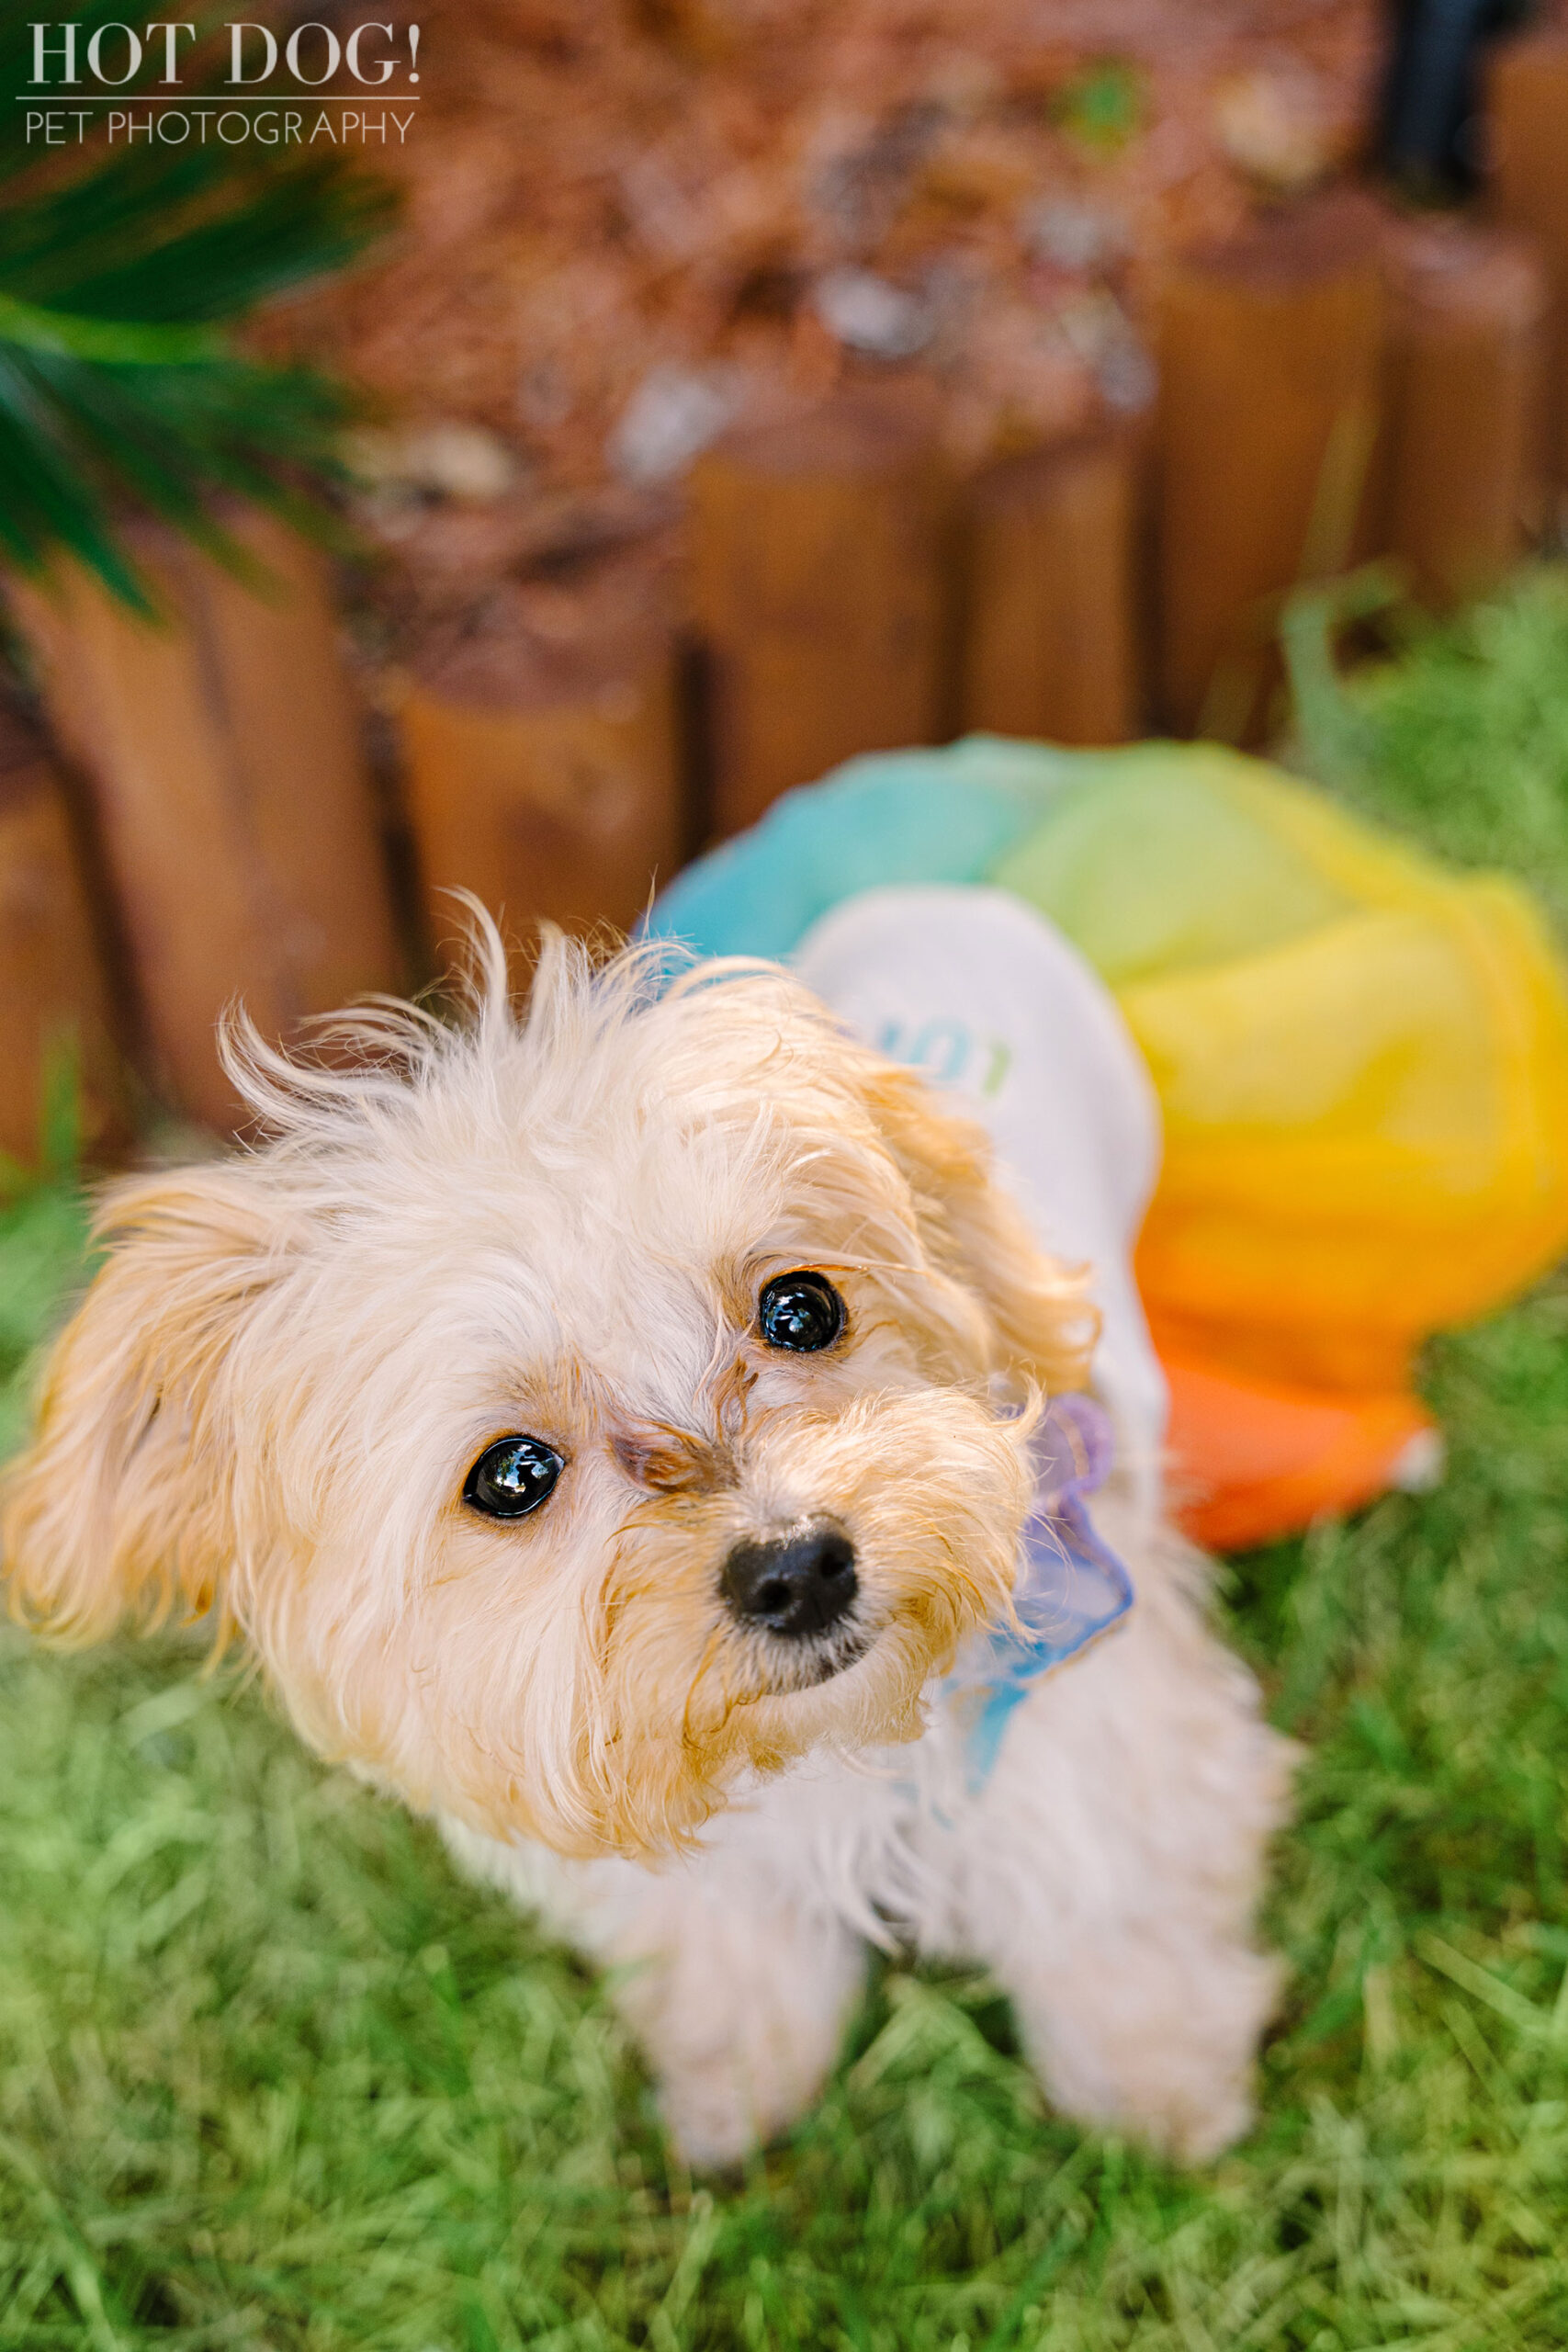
[2,893,1292,2166]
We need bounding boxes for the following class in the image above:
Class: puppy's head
[1,919,1092,1859]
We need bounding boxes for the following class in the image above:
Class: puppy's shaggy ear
[857,1059,1096,1395]
[1,1167,289,1645]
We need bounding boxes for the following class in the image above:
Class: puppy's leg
[594,1866,866,2165]
[442,1815,865,2167]
[937,1524,1295,2164]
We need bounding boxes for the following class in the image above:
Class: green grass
[6,573,1568,2346]
[1302,564,1568,932]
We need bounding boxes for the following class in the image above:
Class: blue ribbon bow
[943,1394,1134,1788]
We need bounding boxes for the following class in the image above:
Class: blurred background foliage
[0,0,390,608]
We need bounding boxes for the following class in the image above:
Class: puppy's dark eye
[463,1435,563,1520]
[758,1272,845,1353]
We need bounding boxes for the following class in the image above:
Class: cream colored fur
[1,914,1294,2165]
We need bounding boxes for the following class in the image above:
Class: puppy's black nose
[722,1530,858,1640]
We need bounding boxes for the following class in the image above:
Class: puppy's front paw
[1011,1939,1284,2165]
[653,2057,779,2171]
[647,1995,849,2169]
[608,1893,867,2171]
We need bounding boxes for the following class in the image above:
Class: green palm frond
[0,6,394,607]
[0,147,393,319]
[0,344,355,605]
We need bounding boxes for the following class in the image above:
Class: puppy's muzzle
[721,1529,858,1641]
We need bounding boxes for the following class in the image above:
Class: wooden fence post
[0,705,122,1167]
[1377,217,1547,607]
[1154,192,1386,740]
[959,430,1140,744]
[399,613,682,971]
[689,390,951,836]
[9,513,400,1132]
[1486,29,1568,501]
